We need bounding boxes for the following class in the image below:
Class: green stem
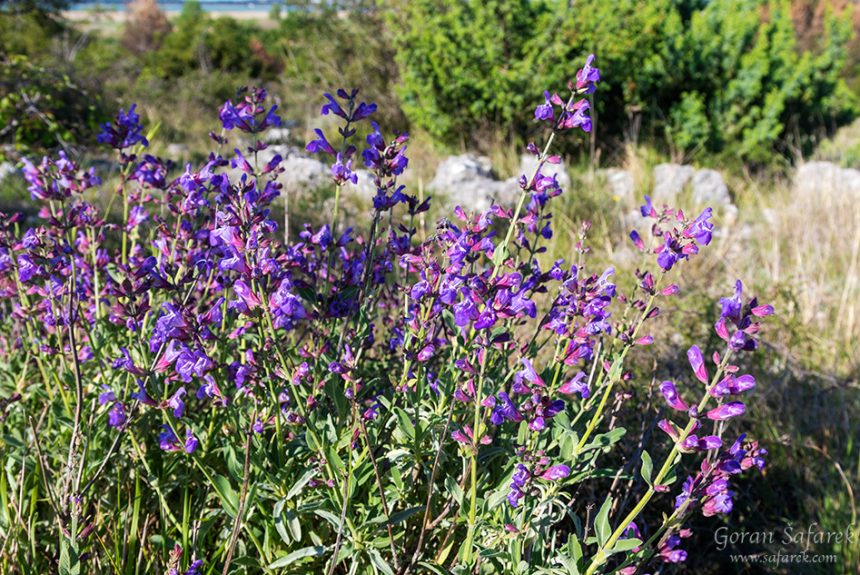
[121,188,129,267]
[463,357,487,563]
[575,286,661,455]
[584,351,731,574]
[491,131,557,279]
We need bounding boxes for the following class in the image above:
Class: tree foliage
[388,0,857,161]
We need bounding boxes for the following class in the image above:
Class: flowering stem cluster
[0,56,773,575]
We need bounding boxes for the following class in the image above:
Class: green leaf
[314,509,342,528]
[367,548,395,575]
[273,499,290,544]
[274,500,302,545]
[418,561,451,575]
[492,244,509,268]
[479,547,505,558]
[640,450,653,485]
[612,538,643,553]
[444,475,463,506]
[287,468,317,500]
[579,427,626,453]
[267,545,326,568]
[568,532,583,562]
[212,474,239,517]
[594,496,612,547]
[387,506,424,525]
[393,407,415,441]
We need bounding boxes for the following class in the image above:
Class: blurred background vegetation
[1,1,859,573]
[2,0,859,164]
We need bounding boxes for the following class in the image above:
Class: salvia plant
[0,55,773,575]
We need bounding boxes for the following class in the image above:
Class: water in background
[69,1,282,12]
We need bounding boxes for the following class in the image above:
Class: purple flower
[715,280,772,352]
[98,104,148,149]
[159,425,181,452]
[320,90,376,122]
[706,401,746,421]
[687,345,708,384]
[659,533,689,563]
[535,91,554,121]
[21,151,100,201]
[659,381,689,411]
[575,54,600,94]
[306,129,336,155]
[331,153,358,186]
[219,88,281,133]
[640,195,656,218]
[108,404,127,428]
[490,392,522,425]
[681,434,722,451]
[719,280,744,322]
[197,376,227,406]
[560,99,592,132]
[351,101,377,122]
[167,387,186,418]
[657,236,685,271]
[131,380,157,407]
[233,280,261,312]
[513,358,545,393]
[133,155,168,189]
[629,230,645,250]
[558,371,590,398]
[683,208,714,245]
[710,374,756,397]
[320,93,347,118]
[540,464,570,481]
[184,429,199,454]
[508,464,530,508]
[702,492,733,516]
[126,205,149,231]
[17,254,41,283]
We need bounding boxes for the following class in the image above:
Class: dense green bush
[388,0,857,161]
[140,2,279,81]
[387,0,548,144]
[668,0,856,162]
[0,55,103,160]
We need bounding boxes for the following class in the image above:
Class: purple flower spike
[687,345,708,384]
[98,104,148,149]
[706,401,746,421]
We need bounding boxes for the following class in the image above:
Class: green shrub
[387,0,548,145]
[0,55,103,159]
[388,0,857,161]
